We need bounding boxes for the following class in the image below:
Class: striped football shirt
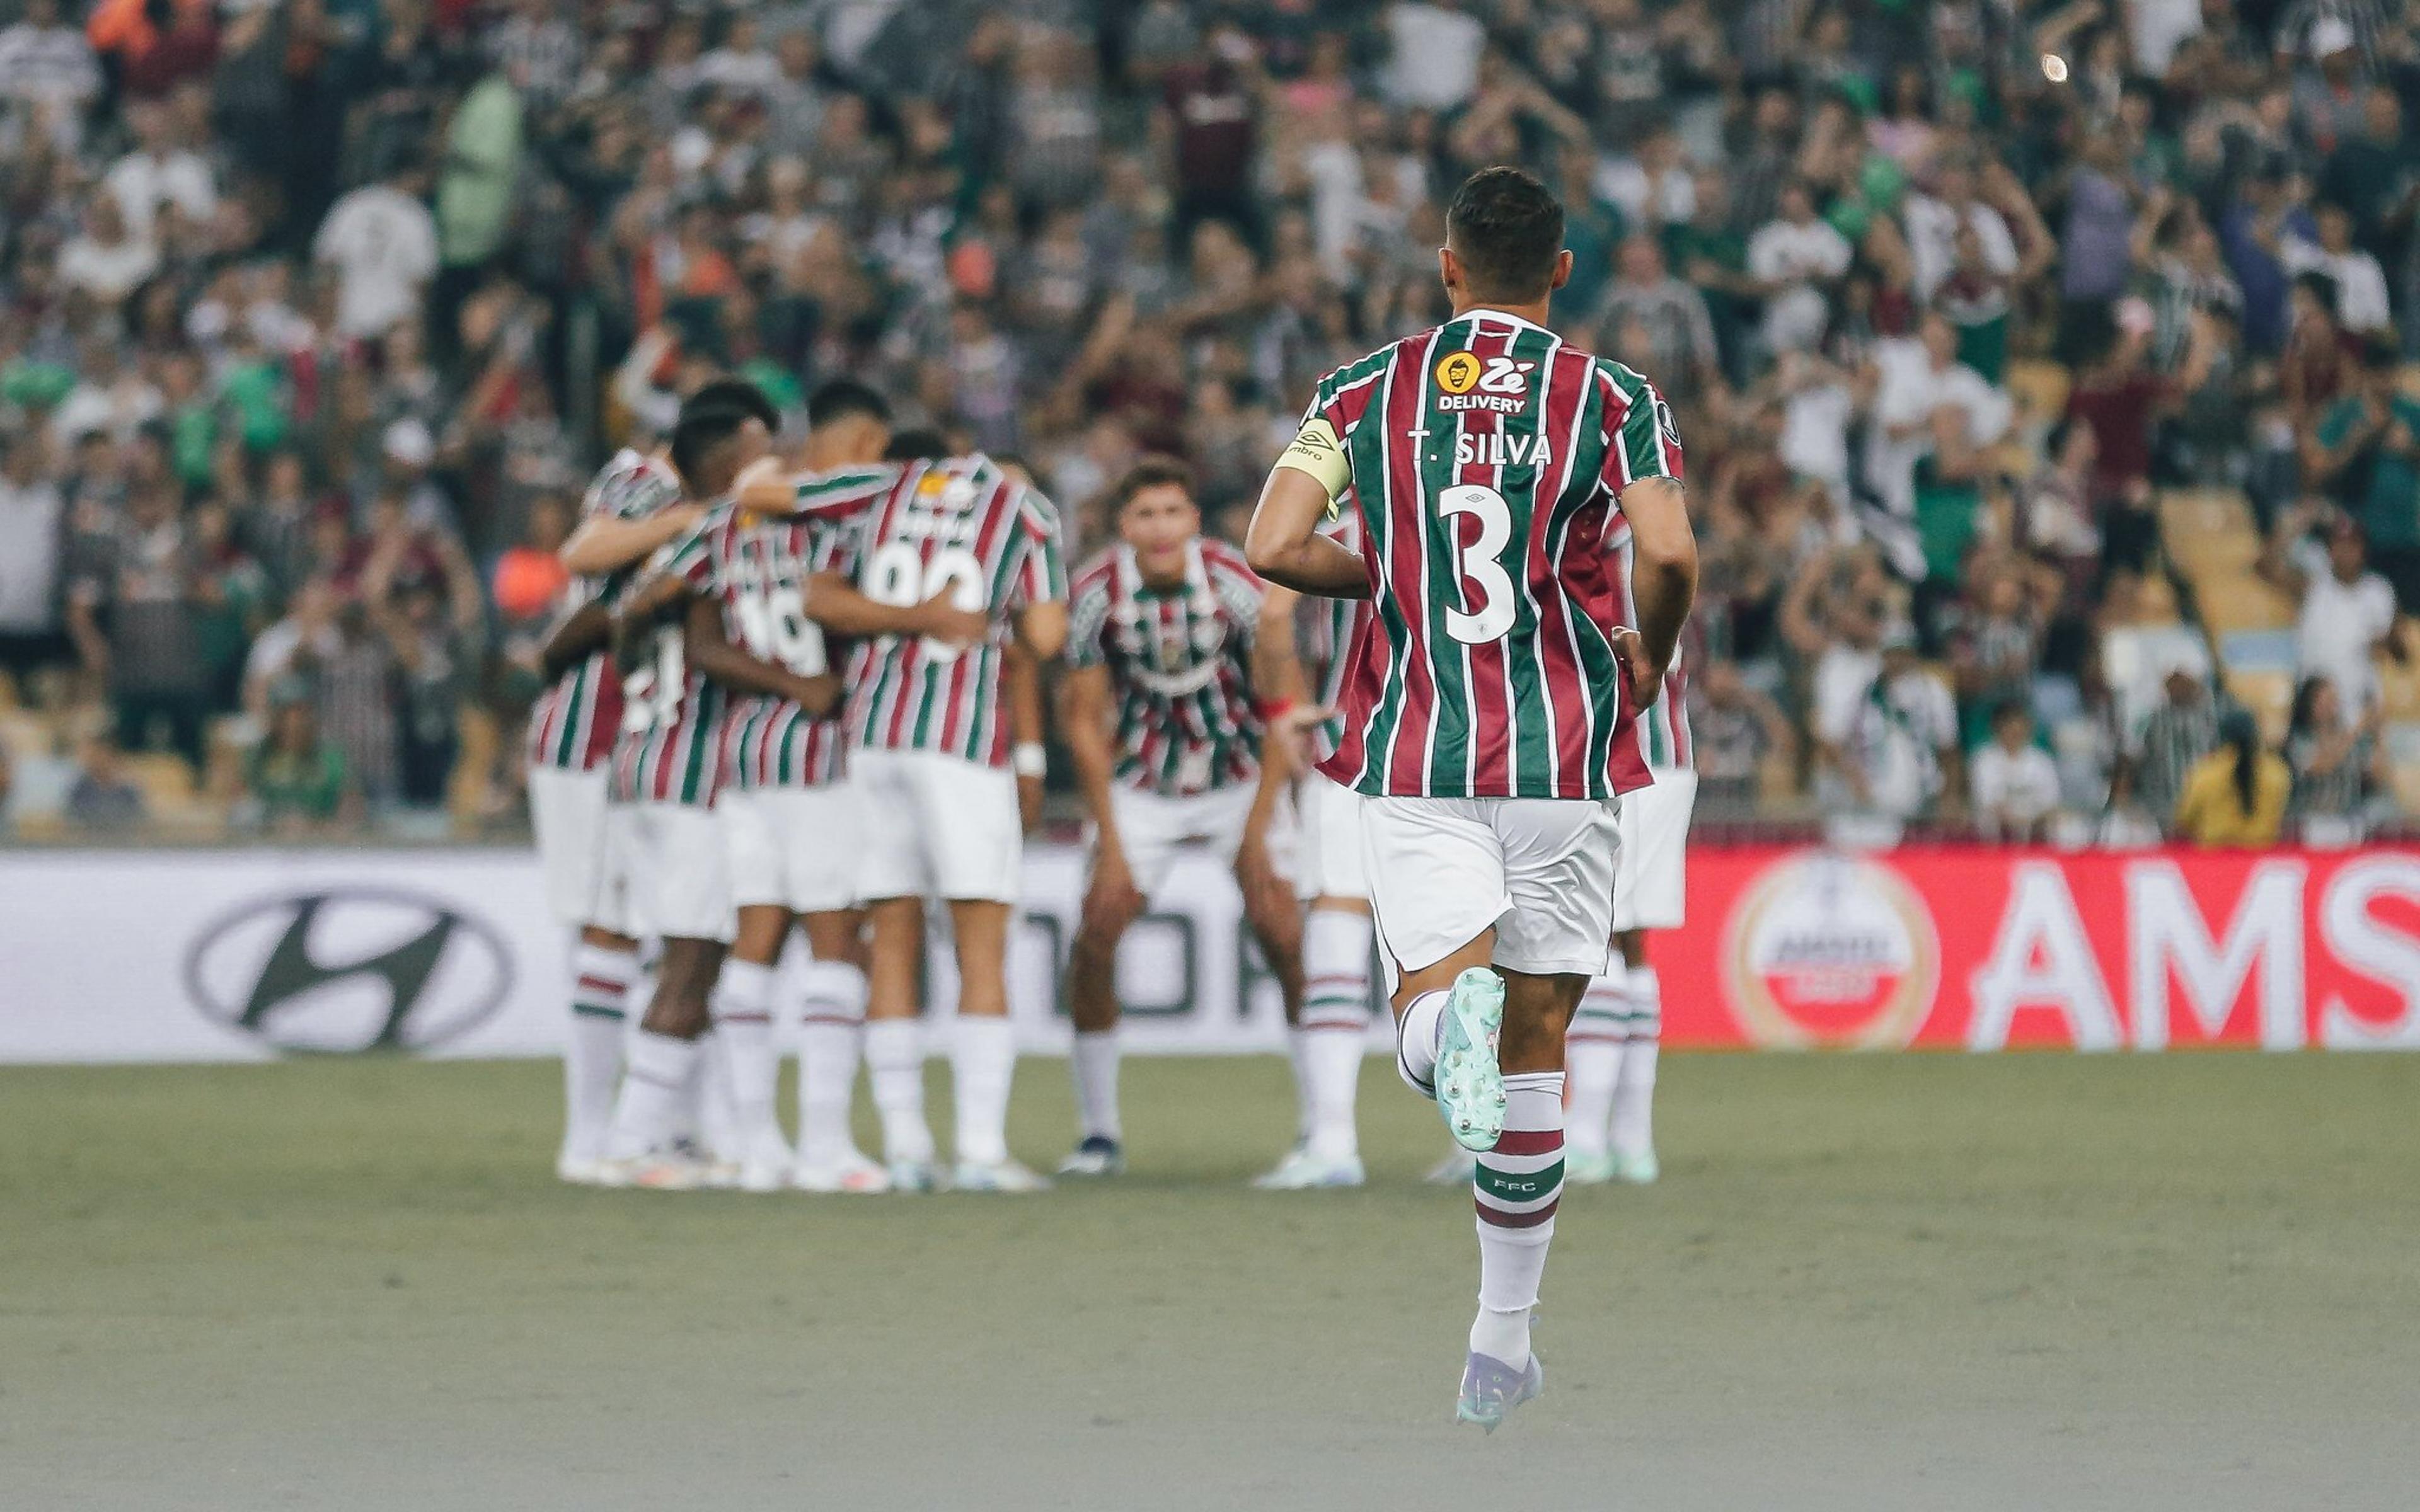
[1295,508,1367,766]
[1067,536,1265,797]
[1307,309,1683,801]
[1613,532,1692,772]
[717,505,866,791]
[792,455,1068,770]
[606,506,747,807]
[526,449,681,772]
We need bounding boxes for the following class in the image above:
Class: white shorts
[608,799,735,942]
[527,764,633,934]
[1362,794,1621,979]
[721,782,864,915]
[1611,768,1697,933]
[853,748,1023,905]
[1291,772,1369,902]
[1099,782,1259,898]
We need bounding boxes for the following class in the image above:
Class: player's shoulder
[1584,350,1664,406]
[585,447,682,520]
[1069,546,1121,598]
[1311,333,1423,404]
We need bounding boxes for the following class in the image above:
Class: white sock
[864,1018,933,1164]
[604,1029,700,1160]
[1287,1028,1314,1145]
[1394,988,1450,1096]
[951,1015,1018,1166]
[1070,1028,1122,1142]
[710,959,781,1143]
[1611,968,1661,1159]
[1470,1071,1565,1370]
[691,1028,739,1160]
[565,943,637,1159]
[1303,1029,1366,1163]
[1565,965,1627,1160]
[797,959,869,1165]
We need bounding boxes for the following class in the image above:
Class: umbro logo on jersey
[1436,353,1533,413]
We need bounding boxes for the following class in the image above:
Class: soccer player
[528,447,700,1184]
[740,433,1068,1193]
[1254,518,1380,1190]
[1054,458,1303,1179]
[1244,166,1697,1429]
[1569,584,1693,1186]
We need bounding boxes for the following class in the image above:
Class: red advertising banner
[1654,847,2420,1050]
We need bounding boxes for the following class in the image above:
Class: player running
[1253,508,1380,1191]
[739,433,1068,1193]
[528,447,700,1184]
[1245,166,1697,1429]
[1568,568,1694,1186]
[1054,458,1303,1179]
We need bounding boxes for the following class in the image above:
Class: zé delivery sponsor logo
[1433,353,1532,414]
[1722,851,1939,1048]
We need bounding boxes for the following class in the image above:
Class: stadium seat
[2227,668,2296,743]
[122,752,198,806]
[2196,570,2296,636]
[2006,360,2071,429]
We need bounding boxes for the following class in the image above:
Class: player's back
[1308,309,1681,802]
[529,449,683,772]
[838,454,1064,769]
[716,506,860,790]
[609,500,744,806]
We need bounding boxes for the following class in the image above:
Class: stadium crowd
[0,0,2415,844]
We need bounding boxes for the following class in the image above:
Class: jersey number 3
[1440,484,1516,644]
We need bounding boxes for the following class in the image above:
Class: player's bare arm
[803,570,988,647]
[679,592,838,716]
[559,502,706,575]
[1611,476,1698,714]
[1004,642,1047,834]
[1015,600,1069,662]
[1249,586,1329,774]
[1244,459,1368,599]
[1059,662,1141,914]
[539,600,612,681]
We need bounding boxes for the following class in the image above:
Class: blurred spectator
[245,690,350,834]
[2303,340,2420,605]
[2175,709,2291,845]
[65,733,144,830]
[2286,675,2381,842]
[2129,662,2234,833]
[1688,658,1794,820]
[0,432,67,686]
[1811,617,1961,841]
[1970,701,2063,844]
[65,461,208,767]
[2262,510,2406,726]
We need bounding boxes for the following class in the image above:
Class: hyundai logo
[183,887,514,1054]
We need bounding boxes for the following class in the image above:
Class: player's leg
[715,788,795,1192]
[1608,770,1689,1184]
[600,801,737,1188]
[1059,787,1161,1176]
[1563,944,1628,1184]
[1260,776,1373,1189]
[943,896,1044,1190]
[529,764,633,1183]
[861,895,937,1189]
[854,751,942,1190]
[793,905,887,1192]
[1363,799,1515,1151]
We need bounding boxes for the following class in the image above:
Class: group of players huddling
[526,166,1697,1429]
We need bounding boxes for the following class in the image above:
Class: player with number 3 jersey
[1246,167,1698,1429]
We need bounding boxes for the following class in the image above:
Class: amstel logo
[1434,350,1482,394]
[1721,851,1939,1048]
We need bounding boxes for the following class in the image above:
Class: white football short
[1362,794,1621,979]
[609,799,735,942]
[1100,781,1260,898]
[852,748,1023,905]
[1291,772,1369,902]
[1611,767,1697,933]
[721,782,865,915]
[527,763,633,934]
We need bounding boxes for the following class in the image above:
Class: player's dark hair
[1109,455,1197,514]
[883,428,950,462]
[806,379,890,429]
[1446,167,1565,302]
[669,377,778,484]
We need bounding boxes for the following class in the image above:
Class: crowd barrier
[1,844,2414,1063]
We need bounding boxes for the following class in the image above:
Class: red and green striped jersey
[794,455,1067,770]
[1294,508,1366,766]
[605,510,742,808]
[526,449,681,772]
[1068,537,1266,796]
[1613,533,1693,772]
[717,505,867,791]
[1310,309,1683,801]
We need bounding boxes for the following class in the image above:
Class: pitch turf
[4,1053,2416,1511]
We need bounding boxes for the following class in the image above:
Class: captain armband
[1273,416,1350,518]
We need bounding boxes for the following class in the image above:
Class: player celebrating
[741,433,1068,1193]
[528,447,700,1184]
[1255,516,1380,1190]
[1568,576,1693,1186]
[1055,458,1303,1179]
[1245,166,1697,1429]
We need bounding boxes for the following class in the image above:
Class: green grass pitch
[4,1053,2416,1510]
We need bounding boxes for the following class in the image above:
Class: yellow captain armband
[1274,416,1350,518]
